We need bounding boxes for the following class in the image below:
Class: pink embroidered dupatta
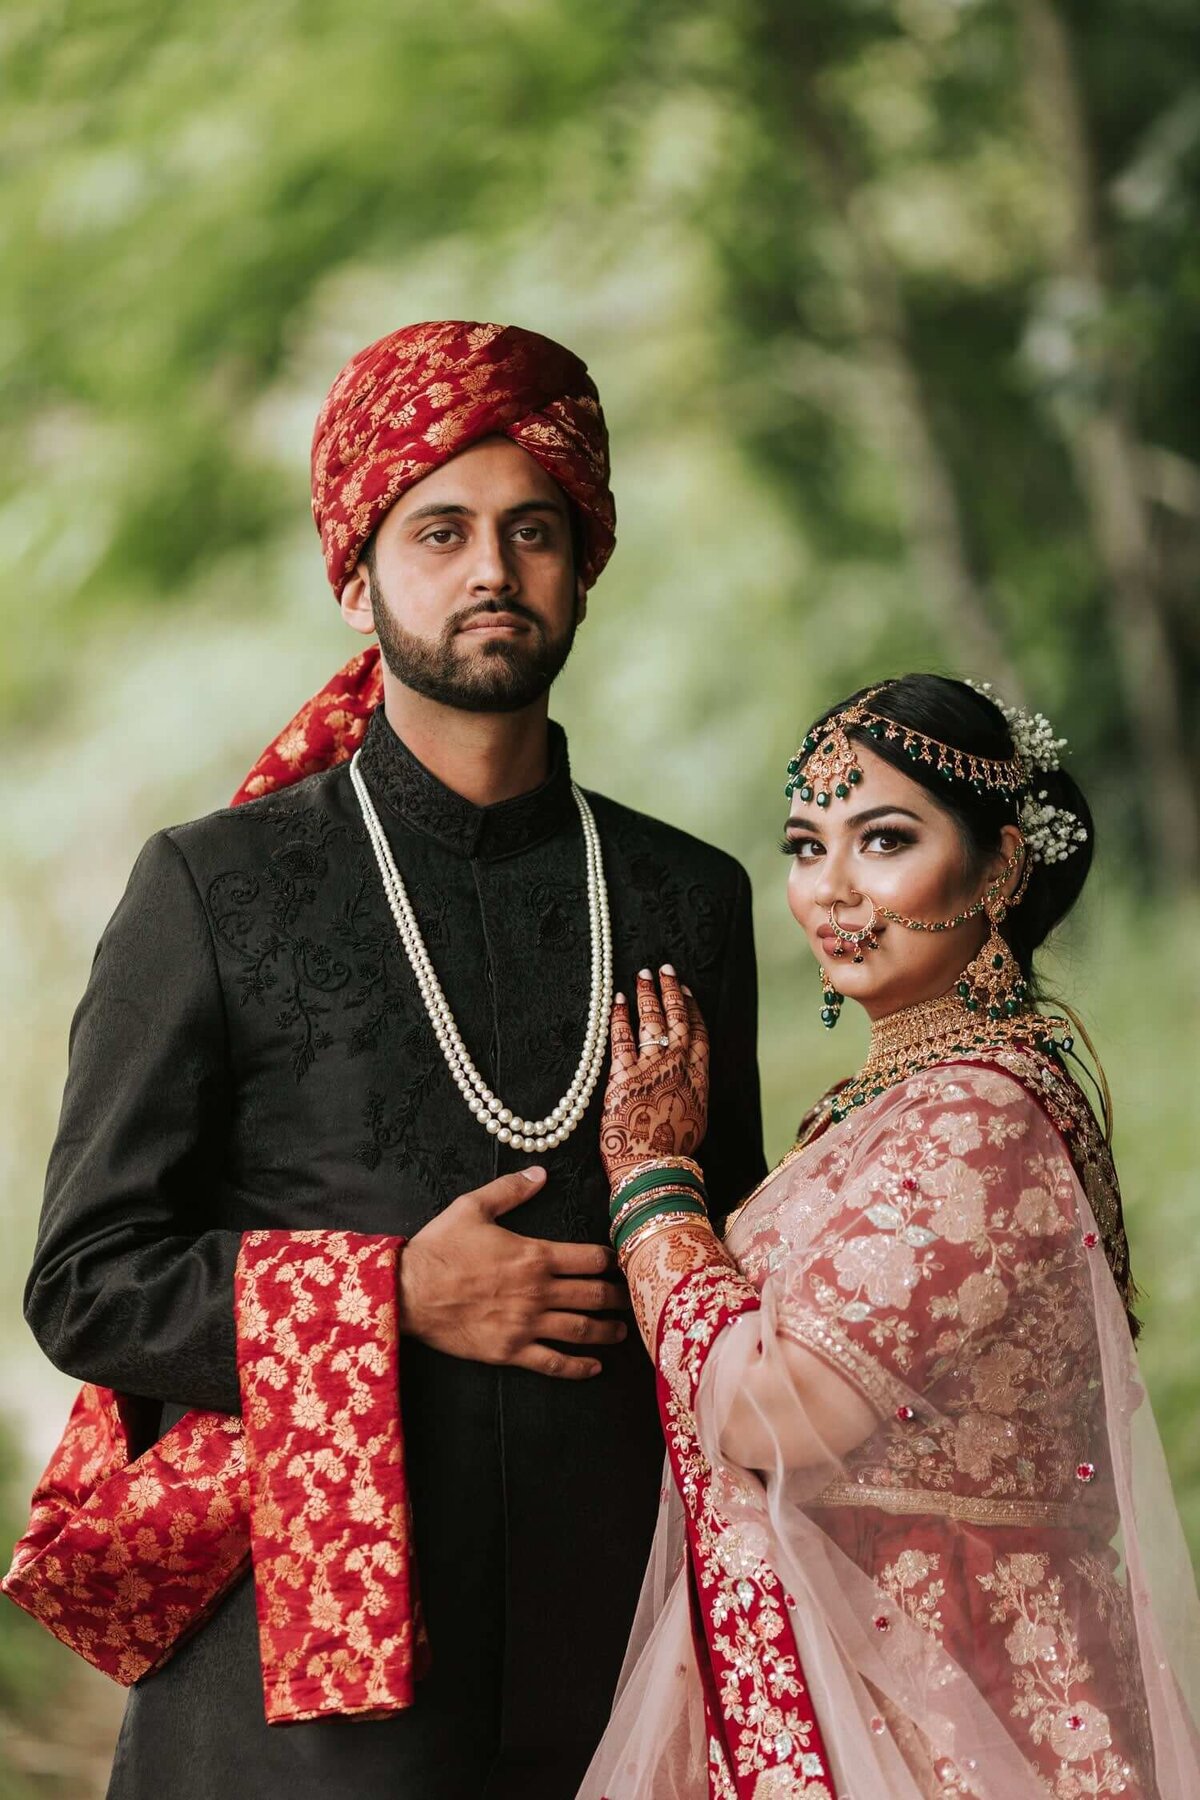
[581,1054,1200,1799]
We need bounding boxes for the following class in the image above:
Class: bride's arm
[603,969,877,1473]
[622,1223,878,1470]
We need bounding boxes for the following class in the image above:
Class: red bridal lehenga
[580,1030,1200,1799]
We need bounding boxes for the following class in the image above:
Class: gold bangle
[609,1186,707,1241]
[610,1155,706,1208]
[617,1213,717,1272]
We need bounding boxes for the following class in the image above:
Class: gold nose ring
[827,898,880,963]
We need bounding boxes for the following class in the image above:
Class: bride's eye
[862,826,916,853]
[779,836,822,858]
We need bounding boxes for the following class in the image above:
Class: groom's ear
[340,565,374,635]
[576,577,588,625]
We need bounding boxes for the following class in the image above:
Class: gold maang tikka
[786,685,1026,807]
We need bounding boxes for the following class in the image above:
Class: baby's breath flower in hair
[969,681,1088,866]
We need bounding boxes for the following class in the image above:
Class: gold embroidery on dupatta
[878,1548,946,1641]
[976,1552,1147,1797]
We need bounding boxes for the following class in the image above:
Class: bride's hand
[600,966,710,1188]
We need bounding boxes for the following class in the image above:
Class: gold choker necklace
[805,988,1069,1140]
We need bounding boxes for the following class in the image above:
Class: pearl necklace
[349,749,613,1153]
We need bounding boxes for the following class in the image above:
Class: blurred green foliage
[2,0,1197,868]
[0,0,1197,1787]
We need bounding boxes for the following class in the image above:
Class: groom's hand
[397,1166,628,1378]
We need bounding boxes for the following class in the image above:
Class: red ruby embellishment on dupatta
[873,1614,891,1631]
[1082,1231,1098,1248]
[1066,1713,1085,1732]
[895,1405,915,1421]
[1076,1461,1096,1483]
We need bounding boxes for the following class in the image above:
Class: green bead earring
[818,968,843,1030]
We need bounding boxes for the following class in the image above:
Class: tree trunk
[771,44,1022,694]
[1017,0,1198,884]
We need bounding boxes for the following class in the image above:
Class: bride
[581,674,1200,1799]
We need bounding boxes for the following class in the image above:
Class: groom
[24,321,766,1799]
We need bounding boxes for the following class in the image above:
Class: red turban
[312,319,615,596]
[234,321,615,805]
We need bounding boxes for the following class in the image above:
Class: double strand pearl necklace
[349,748,613,1154]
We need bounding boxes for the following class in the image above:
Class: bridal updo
[799,674,1094,987]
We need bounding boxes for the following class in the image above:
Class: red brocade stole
[655,1266,835,1798]
[3,1231,424,1724]
[232,644,382,805]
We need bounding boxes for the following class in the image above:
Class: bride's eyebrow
[845,805,924,827]
[785,804,923,835]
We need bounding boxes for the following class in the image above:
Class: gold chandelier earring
[955,904,1028,1020]
[954,848,1032,1020]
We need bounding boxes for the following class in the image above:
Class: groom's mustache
[449,599,545,635]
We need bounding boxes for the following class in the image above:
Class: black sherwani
[25,710,765,1800]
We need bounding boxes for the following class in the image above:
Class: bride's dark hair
[800,674,1094,991]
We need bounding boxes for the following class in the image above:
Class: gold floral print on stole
[878,1548,946,1642]
[235,1228,419,1726]
[2,1386,250,1687]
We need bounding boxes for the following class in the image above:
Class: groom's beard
[370,572,579,714]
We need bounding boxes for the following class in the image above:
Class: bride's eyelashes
[779,825,920,859]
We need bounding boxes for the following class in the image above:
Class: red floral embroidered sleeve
[645,1263,838,1795]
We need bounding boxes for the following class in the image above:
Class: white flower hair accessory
[970,682,1089,866]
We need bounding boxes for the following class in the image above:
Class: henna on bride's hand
[624,1220,730,1350]
[601,968,710,1185]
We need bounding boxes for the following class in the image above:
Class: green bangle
[610,1181,708,1240]
[611,1195,706,1253]
[613,1193,707,1256]
[609,1165,707,1223]
[610,1156,706,1209]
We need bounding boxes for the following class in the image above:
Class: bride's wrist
[608,1154,706,1202]
[608,1157,710,1258]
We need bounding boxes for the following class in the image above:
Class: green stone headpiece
[785,683,1026,808]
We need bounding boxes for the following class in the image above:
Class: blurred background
[1,0,1197,1790]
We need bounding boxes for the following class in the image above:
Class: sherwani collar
[356,707,577,860]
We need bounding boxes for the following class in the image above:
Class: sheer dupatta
[580,1060,1200,1799]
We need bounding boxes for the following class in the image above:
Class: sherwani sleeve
[698,860,767,1224]
[25,829,243,1414]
